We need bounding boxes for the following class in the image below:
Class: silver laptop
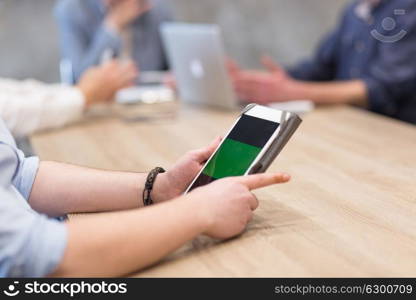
[161,22,238,110]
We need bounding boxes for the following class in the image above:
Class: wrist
[287,79,328,104]
[76,85,94,109]
[181,192,215,234]
[283,78,306,101]
[150,172,172,204]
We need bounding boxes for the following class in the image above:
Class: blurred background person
[54,0,172,83]
[0,61,138,138]
[230,0,416,124]
[5,0,415,124]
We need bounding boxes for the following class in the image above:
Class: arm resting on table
[50,195,208,277]
[28,161,170,217]
[290,79,368,107]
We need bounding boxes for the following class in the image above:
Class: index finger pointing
[238,173,291,190]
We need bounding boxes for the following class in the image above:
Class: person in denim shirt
[231,0,416,124]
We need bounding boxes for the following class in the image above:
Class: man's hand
[189,172,291,239]
[229,56,369,106]
[77,60,138,108]
[229,56,298,104]
[51,169,290,277]
[105,0,152,32]
[163,73,177,91]
[153,137,222,203]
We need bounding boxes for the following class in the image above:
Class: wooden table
[30,104,416,277]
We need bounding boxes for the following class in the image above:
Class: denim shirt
[0,119,67,277]
[289,0,416,124]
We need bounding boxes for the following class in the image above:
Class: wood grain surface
[30,104,416,277]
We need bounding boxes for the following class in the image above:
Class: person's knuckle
[252,197,259,209]
[185,150,196,157]
[221,178,234,187]
[247,210,253,221]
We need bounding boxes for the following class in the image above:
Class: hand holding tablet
[185,104,302,193]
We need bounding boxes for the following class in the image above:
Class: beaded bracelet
[142,167,166,206]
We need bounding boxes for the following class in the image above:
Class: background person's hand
[153,137,222,203]
[230,56,298,104]
[77,60,139,108]
[105,0,152,32]
[163,73,177,91]
[189,172,291,240]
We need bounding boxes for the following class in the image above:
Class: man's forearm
[50,195,209,277]
[29,161,170,217]
[289,79,368,106]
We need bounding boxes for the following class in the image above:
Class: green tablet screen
[188,114,279,191]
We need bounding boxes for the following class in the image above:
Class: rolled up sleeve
[1,120,67,277]
[12,153,39,201]
[0,189,67,277]
[361,76,398,116]
[1,124,39,200]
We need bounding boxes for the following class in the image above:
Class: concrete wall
[0,0,61,82]
[0,0,350,83]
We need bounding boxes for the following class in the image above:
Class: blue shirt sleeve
[0,189,68,278]
[287,32,338,81]
[0,120,39,201]
[54,0,122,82]
[361,5,416,116]
[12,152,39,201]
[0,131,67,277]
